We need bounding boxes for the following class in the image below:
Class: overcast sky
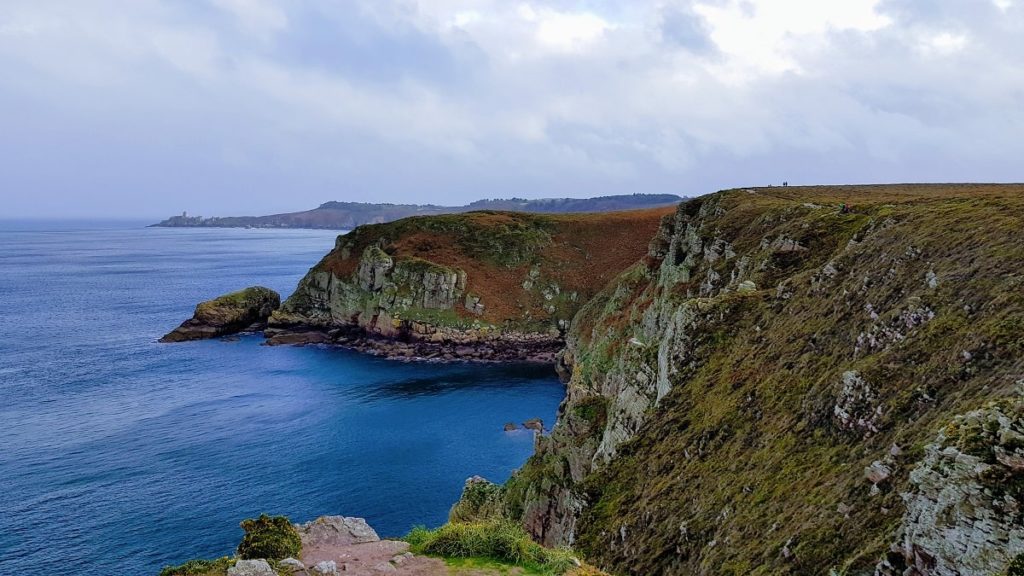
[1,0,1021,218]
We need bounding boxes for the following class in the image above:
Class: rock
[523,418,544,432]
[833,371,881,436]
[503,422,518,431]
[372,562,397,573]
[736,280,758,292]
[312,560,338,575]
[297,516,380,549]
[227,559,277,576]
[865,461,891,484]
[279,558,305,572]
[883,398,1024,575]
[161,286,280,342]
[391,552,414,566]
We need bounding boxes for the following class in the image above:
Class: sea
[0,220,564,575]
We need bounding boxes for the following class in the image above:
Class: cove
[0,222,565,575]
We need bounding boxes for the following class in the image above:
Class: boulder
[523,418,544,432]
[296,516,380,549]
[278,558,305,573]
[503,422,518,431]
[226,559,277,576]
[864,461,891,485]
[161,286,280,342]
[311,560,338,575]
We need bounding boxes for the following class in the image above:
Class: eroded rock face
[878,396,1024,576]
[160,286,280,342]
[267,245,563,361]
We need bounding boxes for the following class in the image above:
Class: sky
[0,0,1021,218]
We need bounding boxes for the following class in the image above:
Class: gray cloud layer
[1,0,1020,217]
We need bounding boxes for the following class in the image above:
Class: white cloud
[0,0,1021,218]
[916,31,969,56]
[533,9,611,53]
[694,0,891,77]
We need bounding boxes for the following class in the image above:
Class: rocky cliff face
[267,208,673,361]
[462,185,1024,575]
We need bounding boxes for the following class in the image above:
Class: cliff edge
[455,184,1024,575]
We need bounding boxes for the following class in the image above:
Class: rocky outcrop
[461,185,1024,575]
[266,208,672,362]
[160,286,280,342]
[295,516,447,576]
[877,392,1024,576]
[296,516,380,548]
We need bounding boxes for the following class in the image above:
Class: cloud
[0,0,1020,217]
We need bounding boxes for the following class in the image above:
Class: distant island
[149,193,684,229]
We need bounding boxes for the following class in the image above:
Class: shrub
[404,519,578,574]
[236,514,302,560]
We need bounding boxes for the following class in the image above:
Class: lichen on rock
[879,393,1024,576]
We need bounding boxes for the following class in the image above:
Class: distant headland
[149,193,684,230]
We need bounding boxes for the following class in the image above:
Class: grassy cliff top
[478,182,1024,575]
[312,206,677,326]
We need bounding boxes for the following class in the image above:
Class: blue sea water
[0,221,564,575]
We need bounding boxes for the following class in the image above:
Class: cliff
[266,207,675,361]
[150,194,683,230]
[455,184,1024,575]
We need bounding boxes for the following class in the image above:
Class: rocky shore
[263,324,563,363]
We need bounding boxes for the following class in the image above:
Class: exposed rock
[865,461,892,485]
[881,397,1024,576]
[311,560,338,575]
[833,370,882,436]
[279,557,305,572]
[161,286,280,342]
[736,280,758,292]
[523,418,544,432]
[503,422,518,432]
[296,516,380,549]
[227,559,277,576]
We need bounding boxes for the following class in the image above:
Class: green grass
[158,557,234,576]
[404,520,579,575]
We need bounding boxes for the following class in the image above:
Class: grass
[493,184,1024,575]
[404,519,579,575]
[158,557,234,576]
